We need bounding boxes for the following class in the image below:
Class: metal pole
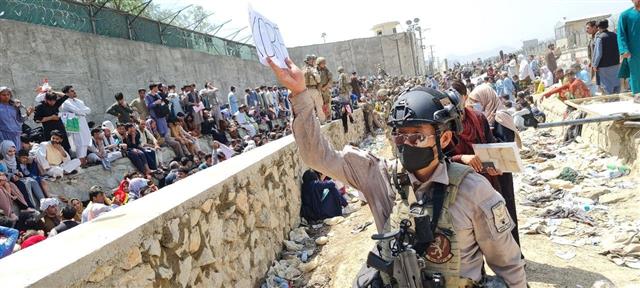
[408,31,417,76]
[395,38,403,75]
[535,114,640,129]
[88,5,97,34]
[429,45,435,74]
[417,28,424,75]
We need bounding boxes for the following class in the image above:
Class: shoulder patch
[491,201,512,233]
[424,233,454,264]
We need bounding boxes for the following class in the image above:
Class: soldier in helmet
[266,57,526,287]
[302,54,325,123]
[316,57,333,121]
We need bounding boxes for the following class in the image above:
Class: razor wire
[0,0,258,61]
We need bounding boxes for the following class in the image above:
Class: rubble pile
[517,129,639,268]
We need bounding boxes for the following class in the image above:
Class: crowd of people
[0,79,295,258]
[289,8,639,285]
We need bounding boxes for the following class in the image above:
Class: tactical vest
[304,66,320,87]
[387,162,474,288]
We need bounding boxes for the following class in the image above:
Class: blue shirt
[502,77,516,99]
[495,79,505,96]
[0,226,19,259]
[228,92,239,114]
[0,103,22,134]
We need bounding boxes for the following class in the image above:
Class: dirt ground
[302,134,640,287]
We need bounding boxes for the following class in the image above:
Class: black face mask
[399,144,436,173]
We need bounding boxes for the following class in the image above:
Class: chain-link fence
[0,0,258,61]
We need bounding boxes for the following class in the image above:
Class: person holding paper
[266,57,525,287]
[450,80,522,247]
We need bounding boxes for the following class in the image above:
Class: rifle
[366,219,445,288]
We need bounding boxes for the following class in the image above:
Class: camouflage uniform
[317,57,333,121]
[303,55,325,123]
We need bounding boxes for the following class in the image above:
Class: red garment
[21,234,46,249]
[542,79,590,101]
[453,108,487,156]
[113,180,129,204]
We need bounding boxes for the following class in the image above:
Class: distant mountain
[446,45,519,64]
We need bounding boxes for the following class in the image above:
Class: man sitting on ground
[39,198,61,235]
[82,186,112,223]
[36,130,81,178]
[48,206,78,237]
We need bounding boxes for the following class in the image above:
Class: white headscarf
[40,197,60,211]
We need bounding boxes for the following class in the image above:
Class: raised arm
[270,57,374,189]
[269,57,395,232]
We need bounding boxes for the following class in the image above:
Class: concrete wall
[0,19,275,123]
[288,32,424,77]
[538,95,640,174]
[0,110,366,288]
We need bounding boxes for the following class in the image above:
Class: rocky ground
[261,129,640,287]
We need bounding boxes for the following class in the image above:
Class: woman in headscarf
[300,169,347,222]
[69,198,84,222]
[113,178,130,205]
[0,172,30,221]
[127,177,149,201]
[0,87,33,149]
[0,140,46,209]
[461,83,522,247]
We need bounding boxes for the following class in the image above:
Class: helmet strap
[434,126,446,163]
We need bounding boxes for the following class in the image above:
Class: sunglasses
[391,132,435,147]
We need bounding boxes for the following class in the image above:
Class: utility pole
[429,45,435,74]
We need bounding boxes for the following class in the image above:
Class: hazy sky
[155,0,633,61]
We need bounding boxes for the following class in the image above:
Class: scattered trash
[556,167,581,183]
[555,250,576,260]
[601,230,640,269]
[352,221,373,234]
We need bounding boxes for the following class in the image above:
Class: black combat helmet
[388,86,463,161]
[388,86,462,133]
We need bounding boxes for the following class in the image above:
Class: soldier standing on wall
[302,55,325,123]
[317,57,333,121]
[266,56,527,288]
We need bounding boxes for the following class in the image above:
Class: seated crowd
[0,81,293,258]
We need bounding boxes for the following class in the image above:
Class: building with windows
[371,21,400,36]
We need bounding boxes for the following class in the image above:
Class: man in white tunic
[60,85,91,166]
[234,104,257,137]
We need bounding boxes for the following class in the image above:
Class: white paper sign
[471,142,524,173]
[248,7,289,68]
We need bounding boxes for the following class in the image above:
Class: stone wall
[537,95,640,174]
[0,110,366,287]
[288,32,424,77]
[0,19,275,123]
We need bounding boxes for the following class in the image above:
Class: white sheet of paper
[471,142,523,173]
[248,6,289,68]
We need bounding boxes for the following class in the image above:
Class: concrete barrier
[0,110,366,287]
[537,96,640,174]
